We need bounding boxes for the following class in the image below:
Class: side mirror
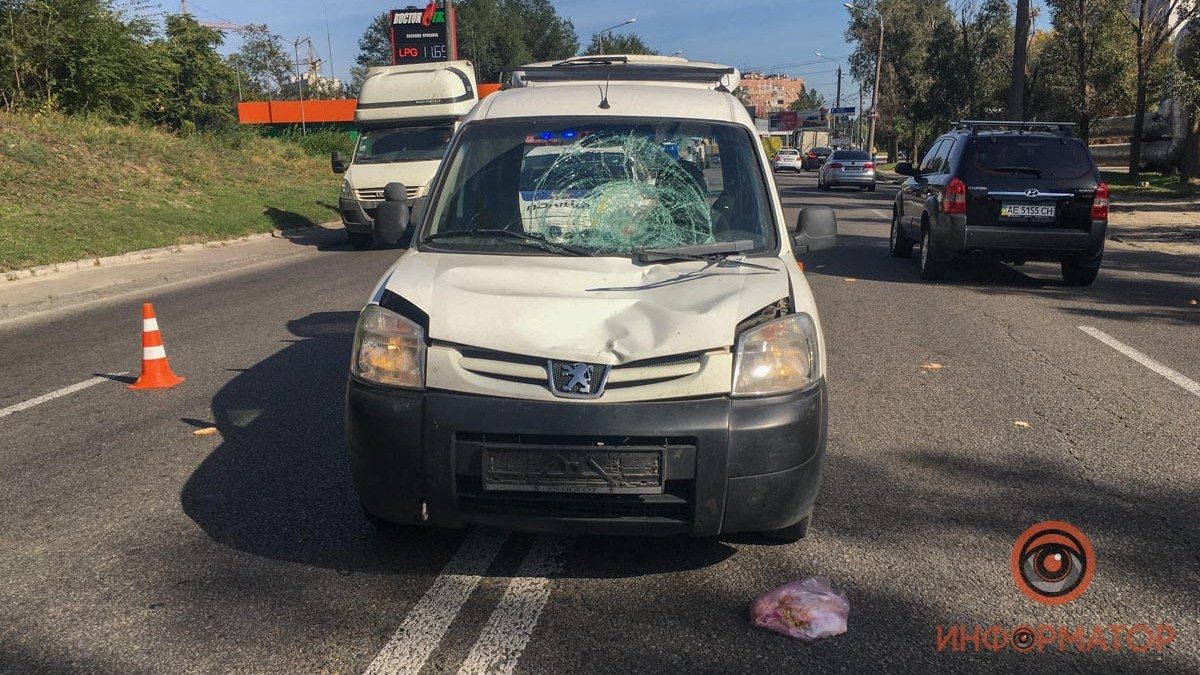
[373,182,411,247]
[792,206,838,253]
[331,151,348,174]
[894,161,916,177]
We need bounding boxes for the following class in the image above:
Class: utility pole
[814,52,843,139]
[1007,0,1030,119]
[290,36,311,135]
[845,3,884,160]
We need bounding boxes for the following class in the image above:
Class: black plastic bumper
[339,197,376,234]
[345,379,828,536]
[933,214,1106,261]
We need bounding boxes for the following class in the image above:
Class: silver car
[817,149,877,191]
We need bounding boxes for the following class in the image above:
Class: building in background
[740,72,806,116]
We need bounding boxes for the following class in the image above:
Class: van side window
[919,140,944,174]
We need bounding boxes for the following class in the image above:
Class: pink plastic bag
[749,576,849,640]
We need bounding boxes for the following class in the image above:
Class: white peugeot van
[345,56,838,541]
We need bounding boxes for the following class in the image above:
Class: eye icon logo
[1011,521,1095,605]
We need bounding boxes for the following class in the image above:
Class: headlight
[340,179,353,199]
[732,313,820,397]
[351,304,426,388]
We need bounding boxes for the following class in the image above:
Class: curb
[2,224,336,284]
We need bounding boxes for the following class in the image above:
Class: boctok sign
[390,1,458,65]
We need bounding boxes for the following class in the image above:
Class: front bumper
[346,379,828,536]
[339,197,378,234]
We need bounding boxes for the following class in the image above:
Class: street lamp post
[596,18,636,55]
[845,3,883,161]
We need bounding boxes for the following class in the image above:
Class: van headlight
[340,179,353,199]
[732,313,820,396]
[351,305,426,388]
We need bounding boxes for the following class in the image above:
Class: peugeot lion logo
[548,360,611,399]
[1025,188,1040,197]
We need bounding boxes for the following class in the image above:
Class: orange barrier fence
[238,84,504,125]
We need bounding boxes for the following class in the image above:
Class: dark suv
[890,121,1109,285]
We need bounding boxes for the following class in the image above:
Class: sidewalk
[1109,196,1200,256]
[0,224,346,325]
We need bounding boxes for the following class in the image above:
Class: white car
[773,148,803,172]
[346,55,838,542]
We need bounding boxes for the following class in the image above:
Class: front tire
[890,211,914,258]
[918,225,946,280]
[760,515,812,543]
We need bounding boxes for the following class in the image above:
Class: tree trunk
[1182,111,1200,182]
[888,137,898,163]
[1007,0,1031,119]
[1129,64,1148,176]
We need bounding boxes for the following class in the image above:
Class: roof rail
[953,120,1077,136]
[504,57,739,91]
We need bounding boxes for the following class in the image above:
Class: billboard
[390,2,458,65]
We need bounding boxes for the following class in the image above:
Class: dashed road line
[457,535,572,675]
[363,528,509,675]
[0,374,128,419]
[1079,326,1200,397]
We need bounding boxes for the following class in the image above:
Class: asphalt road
[2,171,1199,673]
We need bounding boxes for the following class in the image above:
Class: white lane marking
[0,374,128,420]
[871,208,891,219]
[364,528,509,675]
[457,535,572,675]
[1079,326,1200,397]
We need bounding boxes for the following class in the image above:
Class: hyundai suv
[890,121,1109,285]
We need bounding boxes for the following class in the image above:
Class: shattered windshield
[354,124,455,164]
[422,119,776,256]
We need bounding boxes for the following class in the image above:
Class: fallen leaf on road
[192,427,219,437]
[920,362,943,372]
[1013,420,1031,429]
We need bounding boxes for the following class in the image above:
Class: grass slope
[0,112,340,271]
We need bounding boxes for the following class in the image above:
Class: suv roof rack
[954,120,1076,136]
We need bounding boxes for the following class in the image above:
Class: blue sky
[181,0,866,101]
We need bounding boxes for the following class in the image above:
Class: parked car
[802,146,832,171]
[346,55,839,542]
[817,149,876,191]
[890,121,1108,285]
[772,148,804,172]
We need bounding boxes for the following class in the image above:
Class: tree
[582,31,656,56]
[1172,21,1200,179]
[350,12,390,94]
[153,14,239,132]
[1112,0,1200,175]
[227,25,292,99]
[1036,0,1135,143]
[1007,0,1032,118]
[924,0,1013,128]
[789,87,826,110]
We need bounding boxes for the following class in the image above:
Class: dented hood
[379,251,792,365]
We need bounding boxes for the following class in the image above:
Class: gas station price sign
[390,2,458,65]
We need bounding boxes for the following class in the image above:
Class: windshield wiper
[421,229,589,256]
[633,240,776,271]
[991,166,1043,177]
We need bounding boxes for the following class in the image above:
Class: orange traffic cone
[129,303,184,390]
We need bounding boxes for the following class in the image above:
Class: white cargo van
[345,56,838,541]
[332,60,478,249]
